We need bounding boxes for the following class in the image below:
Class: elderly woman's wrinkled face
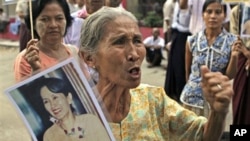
[35,2,66,42]
[202,2,226,29]
[40,86,72,120]
[94,16,146,88]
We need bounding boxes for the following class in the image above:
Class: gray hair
[79,6,138,55]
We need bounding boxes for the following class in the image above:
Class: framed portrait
[240,5,250,37]
[4,58,115,141]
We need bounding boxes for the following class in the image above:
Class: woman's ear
[79,51,96,67]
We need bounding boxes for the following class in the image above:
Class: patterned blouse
[109,84,207,141]
[181,29,237,108]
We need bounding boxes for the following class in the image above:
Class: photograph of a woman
[5,60,113,141]
[38,77,110,141]
[241,5,250,36]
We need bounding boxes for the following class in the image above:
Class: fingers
[201,66,233,113]
[26,39,38,49]
[24,39,41,70]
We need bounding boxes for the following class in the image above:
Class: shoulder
[14,49,29,69]
[43,124,58,139]
[65,44,79,54]
[77,114,99,120]
[223,30,237,40]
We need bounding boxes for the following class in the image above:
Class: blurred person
[74,0,105,18]
[0,8,9,33]
[78,6,234,140]
[64,0,105,47]
[164,0,191,102]
[37,77,110,140]
[180,0,240,116]
[67,0,79,13]
[162,0,175,45]
[230,2,250,125]
[14,0,78,82]
[76,0,85,9]
[15,0,32,52]
[143,27,165,68]
[105,0,122,8]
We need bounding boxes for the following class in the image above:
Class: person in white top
[180,0,231,35]
[164,0,191,102]
[162,0,176,44]
[0,8,9,33]
[143,28,165,68]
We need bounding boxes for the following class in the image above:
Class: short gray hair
[79,6,138,54]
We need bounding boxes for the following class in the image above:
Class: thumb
[200,65,210,78]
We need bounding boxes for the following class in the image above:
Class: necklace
[63,126,85,138]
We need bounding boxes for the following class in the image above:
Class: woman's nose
[127,44,140,61]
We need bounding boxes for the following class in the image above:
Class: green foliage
[143,11,163,27]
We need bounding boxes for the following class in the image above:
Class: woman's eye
[40,18,48,22]
[56,17,64,21]
[113,38,125,45]
[43,100,48,104]
[53,96,58,100]
[206,10,212,14]
[134,38,142,44]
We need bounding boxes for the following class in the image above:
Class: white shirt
[162,0,175,33]
[143,36,165,51]
[171,2,191,32]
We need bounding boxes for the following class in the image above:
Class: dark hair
[0,8,3,12]
[37,77,75,113]
[202,0,227,14]
[39,77,71,96]
[25,0,72,39]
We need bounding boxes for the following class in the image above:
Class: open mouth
[129,67,140,75]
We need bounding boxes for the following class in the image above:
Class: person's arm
[201,66,233,141]
[163,1,174,28]
[185,42,192,82]
[225,36,242,79]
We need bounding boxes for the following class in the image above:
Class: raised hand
[24,39,41,71]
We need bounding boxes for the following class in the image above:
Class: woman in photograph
[38,77,110,141]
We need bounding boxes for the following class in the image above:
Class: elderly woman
[78,7,233,140]
[14,0,78,82]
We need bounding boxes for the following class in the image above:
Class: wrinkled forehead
[104,16,139,34]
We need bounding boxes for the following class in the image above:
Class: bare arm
[201,66,233,141]
[185,42,192,82]
[225,37,242,79]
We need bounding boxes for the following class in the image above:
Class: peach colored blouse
[14,44,78,82]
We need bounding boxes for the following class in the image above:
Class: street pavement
[0,40,231,140]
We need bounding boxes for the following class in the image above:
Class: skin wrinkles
[94,16,146,89]
[40,86,72,120]
[35,3,67,44]
[202,3,226,29]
